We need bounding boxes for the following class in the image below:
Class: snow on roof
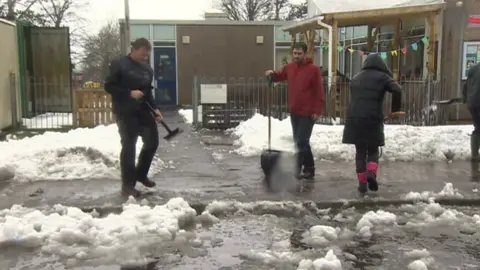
[311,0,444,14]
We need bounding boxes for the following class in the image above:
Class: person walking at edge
[463,62,480,161]
[264,42,326,180]
[342,53,402,193]
[104,38,162,198]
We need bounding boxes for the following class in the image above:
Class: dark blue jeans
[470,107,480,136]
[290,114,315,172]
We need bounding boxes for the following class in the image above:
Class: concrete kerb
[73,196,480,218]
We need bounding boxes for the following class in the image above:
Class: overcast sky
[82,0,305,33]
[83,0,216,33]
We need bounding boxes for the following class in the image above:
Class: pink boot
[366,162,379,191]
[357,172,367,193]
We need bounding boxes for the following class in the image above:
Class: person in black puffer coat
[104,38,163,198]
[342,54,402,193]
[463,63,480,161]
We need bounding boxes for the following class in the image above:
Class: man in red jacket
[265,42,325,180]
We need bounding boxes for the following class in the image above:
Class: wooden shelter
[282,2,446,116]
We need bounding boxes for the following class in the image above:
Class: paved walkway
[0,111,479,210]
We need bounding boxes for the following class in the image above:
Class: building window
[131,24,150,40]
[152,25,175,41]
[275,26,300,42]
[463,42,480,79]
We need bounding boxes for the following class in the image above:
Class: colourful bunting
[319,36,428,60]
[421,36,428,45]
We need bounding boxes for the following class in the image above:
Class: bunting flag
[320,36,429,59]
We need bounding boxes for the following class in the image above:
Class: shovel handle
[159,120,172,133]
[143,101,172,133]
[266,75,273,150]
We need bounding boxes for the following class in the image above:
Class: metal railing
[192,75,452,129]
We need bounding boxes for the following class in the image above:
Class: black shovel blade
[261,149,282,178]
[163,128,183,140]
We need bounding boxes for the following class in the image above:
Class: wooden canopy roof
[282,2,445,33]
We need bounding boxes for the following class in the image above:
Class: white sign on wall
[200,84,227,104]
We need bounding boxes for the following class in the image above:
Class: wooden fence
[73,89,115,128]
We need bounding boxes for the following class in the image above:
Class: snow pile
[178,109,193,124]
[22,113,73,129]
[301,225,354,248]
[229,114,472,161]
[356,210,397,238]
[178,108,202,125]
[405,249,435,270]
[0,125,164,182]
[404,182,464,201]
[0,198,198,265]
[297,250,342,270]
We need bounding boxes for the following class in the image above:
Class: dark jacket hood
[468,62,480,77]
[362,54,392,77]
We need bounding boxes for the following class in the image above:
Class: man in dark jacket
[342,54,402,193]
[104,38,162,197]
[463,63,480,161]
[265,42,326,180]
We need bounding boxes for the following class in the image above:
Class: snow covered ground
[179,109,473,161]
[0,124,164,182]
[0,183,478,269]
[22,113,73,129]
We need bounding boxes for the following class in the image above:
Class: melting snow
[297,250,342,270]
[0,125,164,182]
[0,198,198,265]
[217,113,471,161]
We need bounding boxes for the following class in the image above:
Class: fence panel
[17,76,73,130]
[192,75,450,129]
[73,89,115,128]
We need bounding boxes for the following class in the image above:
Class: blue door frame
[153,47,177,106]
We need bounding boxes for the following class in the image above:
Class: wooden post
[72,88,78,127]
[331,19,338,117]
[426,12,437,75]
[393,19,401,80]
[367,25,373,51]
[306,30,317,60]
[290,31,297,50]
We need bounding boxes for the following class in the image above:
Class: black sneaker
[303,167,315,181]
[121,186,141,198]
[139,177,156,188]
[358,182,368,193]
[366,171,378,191]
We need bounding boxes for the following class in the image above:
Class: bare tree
[217,0,307,21]
[79,21,121,82]
[36,0,86,27]
[217,0,271,21]
[286,0,307,20]
[266,0,290,20]
[0,0,43,23]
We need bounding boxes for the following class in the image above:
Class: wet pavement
[0,111,479,269]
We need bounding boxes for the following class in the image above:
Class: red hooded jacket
[272,59,325,116]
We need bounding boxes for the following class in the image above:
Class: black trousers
[470,107,480,136]
[116,110,159,187]
[354,144,379,173]
[290,114,315,172]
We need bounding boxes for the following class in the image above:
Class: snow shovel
[144,101,183,140]
[432,97,463,105]
[260,75,282,184]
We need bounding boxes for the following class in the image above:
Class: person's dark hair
[131,38,151,50]
[292,42,308,53]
